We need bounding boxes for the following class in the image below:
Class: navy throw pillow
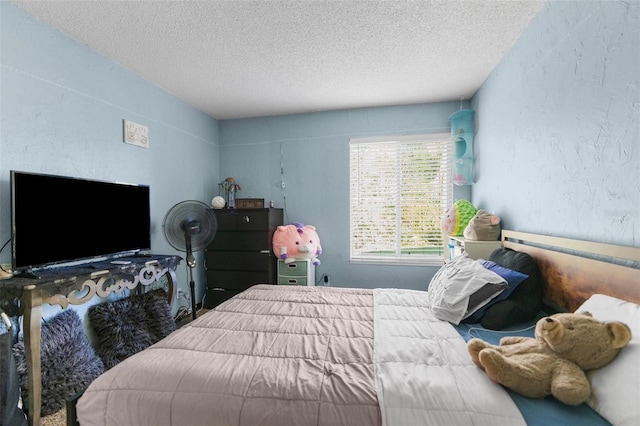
[464,260,528,323]
[479,248,543,330]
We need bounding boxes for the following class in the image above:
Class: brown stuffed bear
[467,312,631,405]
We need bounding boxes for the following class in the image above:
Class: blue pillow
[464,260,529,323]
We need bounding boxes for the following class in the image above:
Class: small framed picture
[123,119,149,148]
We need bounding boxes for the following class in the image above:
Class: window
[349,133,452,265]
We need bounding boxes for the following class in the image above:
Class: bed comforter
[373,288,525,425]
[77,285,524,425]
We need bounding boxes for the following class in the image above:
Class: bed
[75,231,640,426]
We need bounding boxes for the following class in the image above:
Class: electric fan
[163,200,217,320]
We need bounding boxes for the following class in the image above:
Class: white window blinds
[349,133,452,265]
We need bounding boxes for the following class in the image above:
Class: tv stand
[0,254,181,426]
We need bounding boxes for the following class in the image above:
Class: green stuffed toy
[441,199,477,236]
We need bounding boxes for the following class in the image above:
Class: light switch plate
[123,119,149,148]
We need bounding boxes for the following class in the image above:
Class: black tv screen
[11,170,151,272]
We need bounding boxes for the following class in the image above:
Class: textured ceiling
[11,0,546,120]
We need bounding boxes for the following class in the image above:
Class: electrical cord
[465,323,536,339]
[0,239,11,273]
[280,142,289,224]
[174,306,192,322]
[315,273,332,286]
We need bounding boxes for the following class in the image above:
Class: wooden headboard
[502,230,640,312]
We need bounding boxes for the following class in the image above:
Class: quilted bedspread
[373,288,526,426]
[77,285,380,426]
[77,284,525,425]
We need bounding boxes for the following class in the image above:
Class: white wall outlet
[123,119,149,148]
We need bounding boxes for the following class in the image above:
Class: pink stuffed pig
[272,222,322,265]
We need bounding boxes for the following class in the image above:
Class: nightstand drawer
[278,276,309,286]
[206,270,270,290]
[206,251,272,271]
[208,231,271,251]
[278,260,309,277]
[215,209,270,231]
[204,288,243,308]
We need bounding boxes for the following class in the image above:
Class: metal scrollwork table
[0,254,181,426]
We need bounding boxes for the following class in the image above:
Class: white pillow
[576,294,640,426]
[427,254,506,324]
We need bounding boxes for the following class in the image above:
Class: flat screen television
[10,170,151,274]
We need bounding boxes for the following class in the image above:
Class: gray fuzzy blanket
[88,289,175,369]
[12,309,105,417]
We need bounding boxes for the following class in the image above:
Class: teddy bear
[467,311,631,405]
[272,222,322,265]
[463,209,501,241]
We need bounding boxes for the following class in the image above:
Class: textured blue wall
[3,0,636,301]
[472,0,639,246]
[220,102,470,289]
[0,3,220,308]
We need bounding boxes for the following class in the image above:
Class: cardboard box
[235,198,264,208]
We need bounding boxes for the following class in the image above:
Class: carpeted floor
[40,407,65,426]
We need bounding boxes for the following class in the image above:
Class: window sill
[350,257,444,267]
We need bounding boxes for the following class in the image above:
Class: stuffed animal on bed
[467,311,631,405]
[463,209,501,241]
[273,222,322,265]
[441,199,477,236]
